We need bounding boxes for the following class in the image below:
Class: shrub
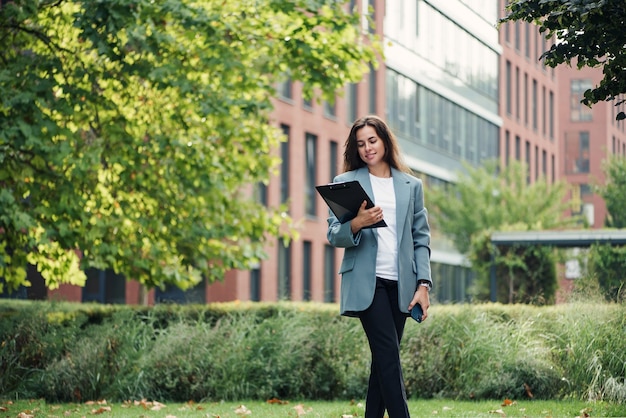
[0,300,624,403]
[402,305,564,400]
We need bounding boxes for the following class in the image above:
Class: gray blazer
[326,167,432,317]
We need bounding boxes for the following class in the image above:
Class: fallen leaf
[488,409,506,416]
[165,415,177,418]
[17,413,34,418]
[267,397,288,404]
[150,401,166,411]
[91,406,111,414]
[501,399,516,406]
[293,403,312,416]
[234,404,251,415]
[0,407,7,412]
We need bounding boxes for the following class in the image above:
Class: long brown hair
[343,115,411,173]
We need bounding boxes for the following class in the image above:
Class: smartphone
[410,304,423,323]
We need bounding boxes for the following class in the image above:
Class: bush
[401,305,564,400]
[0,300,624,403]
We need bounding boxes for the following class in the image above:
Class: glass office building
[383,0,502,302]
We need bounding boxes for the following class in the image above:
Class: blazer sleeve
[325,173,363,248]
[412,179,432,284]
[326,211,362,248]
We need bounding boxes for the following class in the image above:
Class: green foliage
[500,0,626,120]
[139,310,369,401]
[583,244,626,302]
[597,157,626,228]
[428,160,574,254]
[2,300,626,404]
[402,306,564,400]
[0,0,381,293]
[538,303,626,404]
[428,160,576,303]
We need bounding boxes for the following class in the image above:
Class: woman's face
[356,125,386,168]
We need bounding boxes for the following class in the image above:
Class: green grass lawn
[2,398,625,417]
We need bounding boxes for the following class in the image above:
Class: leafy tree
[585,244,626,303]
[500,0,626,120]
[585,156,626,302]
[597,156,626,228]
[428,160,578,303]
[0,0,380,293]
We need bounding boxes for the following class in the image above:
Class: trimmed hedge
[1,300,625,403]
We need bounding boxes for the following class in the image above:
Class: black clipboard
[315,180,387,228]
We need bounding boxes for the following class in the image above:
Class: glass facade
[386,70,499,165]
[385,0,498,101]
[385,0,500,303]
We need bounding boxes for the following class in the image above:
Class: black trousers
[358,277,410,418]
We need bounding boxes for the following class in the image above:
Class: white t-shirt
[369,174,398,281]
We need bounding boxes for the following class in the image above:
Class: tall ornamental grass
[0,300,624,403]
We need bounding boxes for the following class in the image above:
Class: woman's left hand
[408,286,430,321]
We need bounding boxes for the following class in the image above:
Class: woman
[326,115,432,418]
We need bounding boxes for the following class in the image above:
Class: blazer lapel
[354,167,374,200]
[392,169,410,245]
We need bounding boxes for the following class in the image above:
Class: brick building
[4,0,625,305]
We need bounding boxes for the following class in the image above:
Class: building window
[564,131,590,174]
[524,73,528,125]
[305,132,317,216]
[256,182,268,206]
[515,66,520,119]
[369,64,377,114]
[323,99,336,119]
[505,60,512,115]
[542,86,547,136]
[432,262,474,303]
[525,140,531,183]
[280,124,290,205]
[542,149,547,178]
[277,77,292,100]
[155,278,205,304]
[570,79,593,121]
[534,145,539,181]
[324,244,336,302]
[303,97,313,110]
[532,79,538,130]
[83,268,126,304]
[549,90,554,139]
[1,265,47,300]
[278,239,291,300]
[525,22,530,58]
[505,130,510,165]
[347,83,358,124]
[302,241,312,301]
[329,140,338,182]
[250,267,261,302]
[515,135,521,160]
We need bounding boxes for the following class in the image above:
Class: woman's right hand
[351,200,383,233]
